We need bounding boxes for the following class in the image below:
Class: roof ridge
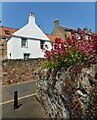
[1,26,19,30]
[45,33,59,37]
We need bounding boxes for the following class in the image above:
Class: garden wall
[36,63,97,119]
[2,58,43,85]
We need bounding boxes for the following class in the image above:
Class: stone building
[52,19,95,41]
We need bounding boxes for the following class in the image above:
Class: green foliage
[41,60,56,68]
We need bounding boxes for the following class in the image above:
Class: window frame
[21,37,28,48]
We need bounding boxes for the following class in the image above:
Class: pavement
[1,80,49,119]
[2,96,48,118]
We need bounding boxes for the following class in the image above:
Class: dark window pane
[21,38,27,47]
[5,30,10,35]
[24,53,30,59]
[40,40,45,49]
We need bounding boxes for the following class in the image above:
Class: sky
[2,2,95,34]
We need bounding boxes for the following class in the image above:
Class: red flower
[55,38,63,44]
[78,28,83,35]
[70,29,75,35]
[67,37,73,45]
[40,46,44,49]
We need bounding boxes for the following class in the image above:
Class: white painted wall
[7,36,52,59]
[7,37,14,59]
[7,13,52,59]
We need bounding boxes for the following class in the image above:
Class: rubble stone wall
[2,58,43,85]
[36,63,97,119]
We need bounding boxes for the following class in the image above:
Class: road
[2,80,37,102]
[1,80,49,119]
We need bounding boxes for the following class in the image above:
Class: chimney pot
[29,12,35,24]
[30,12,34,17]
[54,19,59,23]
[54,19,59,27]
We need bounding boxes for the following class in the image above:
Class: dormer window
[21,38,28,47]
[5,30,10,35]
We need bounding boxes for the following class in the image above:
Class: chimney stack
[83,26,88,34]
[54,19,59,28]
[29,12,35,24]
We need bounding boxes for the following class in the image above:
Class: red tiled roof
[0,26,18,37]
[45,34,60,42]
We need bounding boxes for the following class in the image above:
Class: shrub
[42,28,97,69]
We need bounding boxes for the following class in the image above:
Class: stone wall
[2,58,43,85]
[0,38,7,58]
[36,63,97,119]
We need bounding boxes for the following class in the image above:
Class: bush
[42,28,97,69]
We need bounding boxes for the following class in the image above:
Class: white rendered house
[7,13,52,59]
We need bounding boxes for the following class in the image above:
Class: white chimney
[29,12,35,24]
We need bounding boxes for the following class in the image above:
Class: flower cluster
[44,38,67,61]
[42,28,97,68]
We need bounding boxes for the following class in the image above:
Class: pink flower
[78,28,83,35]
[70,29,75,35]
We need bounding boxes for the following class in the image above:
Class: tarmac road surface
[1,80,49,118]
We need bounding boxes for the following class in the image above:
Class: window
[40,40,45,49]
[24,53,30,59]
[5,30,10,35]
[21,38,27,47]
[65,31,71,38]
